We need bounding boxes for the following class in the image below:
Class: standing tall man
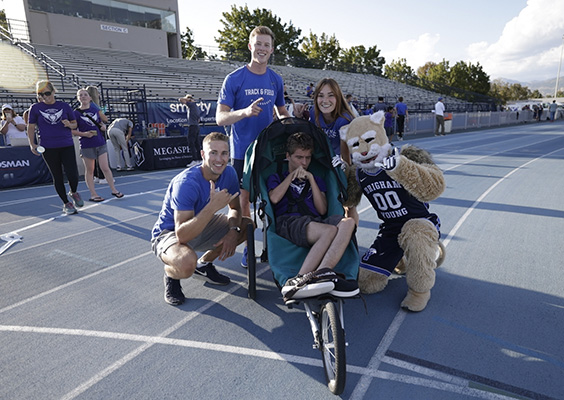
[434,97,445,136]
[216,25,290,266]
[179,94,201,166]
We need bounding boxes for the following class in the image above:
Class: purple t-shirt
[310,112,352,156]
[151,164,240,239]
[267,171,326,218]
[74,104,106,149]
[28,101,75,148]
[218,66,286,160]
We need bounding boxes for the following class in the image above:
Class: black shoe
[164,274,185,306]
[193,262,230,285]
[329,277,360,297]
[281,268,336,301]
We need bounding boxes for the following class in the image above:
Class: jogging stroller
[242,117,359,395]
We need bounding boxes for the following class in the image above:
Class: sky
[178,0,564,84]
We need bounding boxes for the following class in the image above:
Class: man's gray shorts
[151,214,230,261]
[276,214,343,248]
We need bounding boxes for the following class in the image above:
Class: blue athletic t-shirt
[218,66,285,159]
[151,164,240,239]
[310,112,352,156]
[28,101,75,148]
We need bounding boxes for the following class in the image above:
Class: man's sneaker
[193,262,230,285]
[68,191,84,208]
[164,274,185,306]
[281,268,336,301]
[241,246,248,268]
[329,277,360,297]
[63,202,78,215]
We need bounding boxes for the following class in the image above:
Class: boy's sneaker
[193,262,230,285]
[63,202,78,215]
[329,277,360,297]
[241,246,248,268]
[281,268,336,301]
[164,274,185,306]
[68,191,84,207]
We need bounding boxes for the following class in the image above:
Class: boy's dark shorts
[276,214,343,248]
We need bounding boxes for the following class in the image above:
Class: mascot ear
[370,110,385,124]
[340,124,349,141]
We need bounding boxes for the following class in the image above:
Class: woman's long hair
[312,78,353,127]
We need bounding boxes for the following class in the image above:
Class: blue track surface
[1,122,563,399]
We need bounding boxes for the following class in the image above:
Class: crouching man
[151,132,253,305]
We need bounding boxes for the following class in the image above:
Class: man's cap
[438,97,444,101]
[2,104,13,111]
[184,94,194,99]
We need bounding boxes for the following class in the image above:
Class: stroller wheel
[320,299,346,395]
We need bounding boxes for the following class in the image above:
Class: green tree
[216,5,302,64]
[450,61,490,95]
[339,45,385,75]
[300,32,341,70]
[384,58,416,83]
[0,9,8,32]
[180,27,207,59]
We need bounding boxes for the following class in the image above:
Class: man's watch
[229,226,241,233]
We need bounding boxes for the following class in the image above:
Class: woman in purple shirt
[27,80,83,215]
[73,88,123,202]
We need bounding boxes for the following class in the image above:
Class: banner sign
[145,100,217,126]
[0,147,52,189]
[134,136,193,171]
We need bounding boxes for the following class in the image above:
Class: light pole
[555,34,564,99]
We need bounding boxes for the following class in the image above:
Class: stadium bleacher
[1,42,471,111]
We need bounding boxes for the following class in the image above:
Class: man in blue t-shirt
[267,132,358,301]
[151,132,253,305]
[216,25,290,267]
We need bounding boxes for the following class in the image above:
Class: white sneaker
[93,177,100,184]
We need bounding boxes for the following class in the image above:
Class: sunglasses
[37,91,53,97]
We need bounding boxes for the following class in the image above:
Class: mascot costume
[341,111,445,312]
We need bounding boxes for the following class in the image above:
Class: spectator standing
[384,106,395,142]
[108,118,135,171]
[434,97,446,136]
[86,86,109,184]
[363,104,374,115]
[549,100,558,122]
[373,96,387,113]
[394,96,408,140]
[27,80,83,215]
[345,94,360,117]
[216,25,290,267]
[179,94,202,166]
[151,132,253,305]
[1,104,26,145]
[73,88,123,202]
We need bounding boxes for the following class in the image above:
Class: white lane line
[57,263,272,400]
[0,320,513,400]
[0,251,152,314]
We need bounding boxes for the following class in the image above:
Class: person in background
[549,100,558,122]
[306,83,315,98]
[216,25,290,267]
[86,86,110,184]
[107,118,135,171]
[373,96,387,113]
[434,97,446,136]
[73,88,123,202]
[345,94,360,117]
[394,96,408,141]
[151,132,253,305]
[384,106,395,142]
[1,104,26,145]
[27,80,83,215]
[178,94,201,167]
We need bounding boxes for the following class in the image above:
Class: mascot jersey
[218,66,285,160]
[28,101,75,148]
[356,167,439,232]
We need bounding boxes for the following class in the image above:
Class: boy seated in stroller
[266,132,359,302]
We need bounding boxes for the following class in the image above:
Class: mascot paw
[358,268,388,294]
[400,288,431,312]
